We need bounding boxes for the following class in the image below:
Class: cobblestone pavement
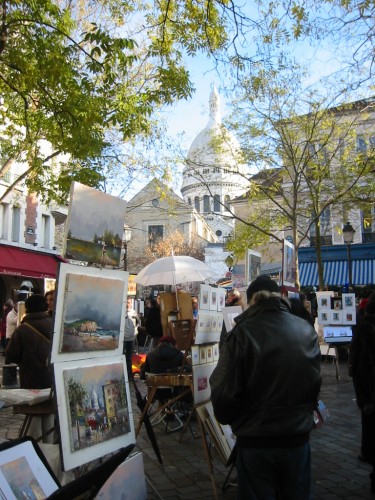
[0,354,373,499]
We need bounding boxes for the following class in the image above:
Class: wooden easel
[135,373,194,437]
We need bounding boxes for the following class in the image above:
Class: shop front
[298,243,375,288]
[0,244,66,303]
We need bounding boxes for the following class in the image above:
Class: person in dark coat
[140,336,184,378]
[140,336,184,403]
[5,294,54,443]
[350,292,375,492]
[6,294,52,389]
[210,275,321,500]
[145,296,163,347]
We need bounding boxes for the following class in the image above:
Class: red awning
[0,245,66,279]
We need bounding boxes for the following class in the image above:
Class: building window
[42,214,51,248]
[203,195,210,213]
[203,169,210,175]
[213,167,220,173]
[356,135,367,153]
[11,206,20,242]
[187,198,192,205]
[213,194,220,212]
[362,205,375,243]
[194,196,200,213]
[148,225,163,245]
[224,195,230,210]
[309,207,332,246]
[0,203,9,240]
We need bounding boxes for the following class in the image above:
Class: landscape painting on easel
[51,263,127,363]
[54,357,135,471]
[64,182,127,266]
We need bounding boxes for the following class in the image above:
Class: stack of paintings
[51,181,135,472]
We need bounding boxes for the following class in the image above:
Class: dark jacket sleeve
[210,327,253,425]
[5,329,23,365]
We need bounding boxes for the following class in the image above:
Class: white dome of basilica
[181,87,249,239]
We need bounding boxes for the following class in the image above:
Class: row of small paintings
[191,343,219,366]
[317,293,355,311]
[318,308,356,326]
[199,285,226,312]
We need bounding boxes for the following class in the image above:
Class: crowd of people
[1,279,375,497]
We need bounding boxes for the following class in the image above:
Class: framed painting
[0,437,60,499]
[282,239,296,287]
[64,182,127,267]
[222,306,242,333]
[51,263,128,363]
[213,343,219,362]
[191,346,200,366]
[217,288,226,312]
[209,288,218,311]
[199,284,211,310]
[331,297,342,311]
[206,345,214,363]
[318,310,330,325]
[342,293,356,310]
[329,310,343,324]
[316,292,333,310]
[54,356,135,471]
[343,309,356,325]
[199,346,207,364]
[193,363,216,405]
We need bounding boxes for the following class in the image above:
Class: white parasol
[134,255,212,310]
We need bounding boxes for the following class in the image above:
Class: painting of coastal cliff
[51,263,128,363]
[64,182,127,267]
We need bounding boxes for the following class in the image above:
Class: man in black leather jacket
[210,275,321,500]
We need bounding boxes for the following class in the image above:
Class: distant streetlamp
[123,225,132,271]
[342,222,355,289]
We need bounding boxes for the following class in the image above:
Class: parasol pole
[171,249,180,316]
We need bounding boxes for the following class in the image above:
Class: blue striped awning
[299,259,375,287]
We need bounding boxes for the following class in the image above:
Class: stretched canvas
[95,452,146,500]
[64,182,127,266]
[0,439,59,499]
[51,263,128,363]
[54,356,135,471]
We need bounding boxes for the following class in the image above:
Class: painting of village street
[59,272,125,353]
[63,362,132,454]
[64,182,127,266]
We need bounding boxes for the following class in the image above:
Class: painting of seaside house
[51,263,128,363]
[54,357,135,471]
[64,182,127,266]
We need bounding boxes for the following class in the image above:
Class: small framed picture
[217,288,226,312]
[206,345,214,363]
[213,343,219,361]
[330,310,343,324]
[342,293,355,309]
[191,346,200,366]
[331,297,342,311]
[316,292,333,310]
[199,346,207,364]
[318,311,330,325]
[211,313,218,332]
[199,284,211,310]
[209,288,218,311]
[343,308,356,325]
